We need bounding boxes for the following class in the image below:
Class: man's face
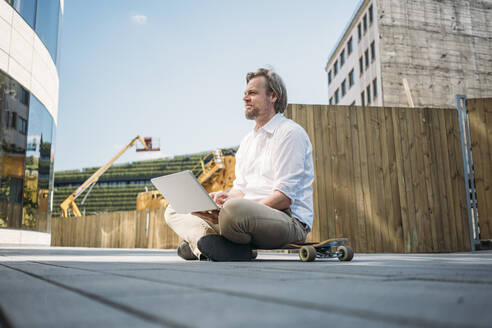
[243,76,276,120]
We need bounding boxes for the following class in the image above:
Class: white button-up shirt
[233,113,314,230]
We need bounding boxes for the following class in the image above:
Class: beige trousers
[164,198,308,258]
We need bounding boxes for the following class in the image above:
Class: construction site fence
[466,98,492,239]
[285,104,470,253]
[51,102,492,253]
[51,209,180,249]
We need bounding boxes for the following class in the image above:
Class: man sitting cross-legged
[165,68,314,261]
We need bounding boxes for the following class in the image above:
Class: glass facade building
[7,0,61,62]
[0,0,61,234]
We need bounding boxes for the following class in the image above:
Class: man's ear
[270,92,278,104]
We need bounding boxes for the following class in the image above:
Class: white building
[0,0,63,245]
[326,0,492,107]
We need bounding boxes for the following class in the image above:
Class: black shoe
[197,235,252,262]
[177,241,198,260]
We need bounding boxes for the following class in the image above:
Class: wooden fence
[51,209,181,248]
[467,98,492,239]
[285,104,470,253]
[51,104,473,253]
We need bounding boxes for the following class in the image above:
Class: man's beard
[245,107,259,120]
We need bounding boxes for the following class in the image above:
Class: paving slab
[1,247,491,328]
[0,263,162,328]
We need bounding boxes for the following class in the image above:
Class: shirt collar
[257,113,284,135]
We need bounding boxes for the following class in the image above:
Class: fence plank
[450,110,471,251]
[331,108,344,239]
[121,211,133,248]
[147,210,155,248]
[315,105,326,243]
[308,105,321,242]
[436,110,454,251]
[428,109,446,252]
[422,109,440,252]
[410,108,428,252]
[484,99,492,238]
[50,218,58,246]
[380,107,400,252]
[403,108,419,252]
[75,216,82,247]
[154,208,165,248]
[345,107,359,251]
[357,107,374,251]
[149,210,157,248]
[391,107,411,252]
[334,107,352,244]
[445,111,464,251]
[389,107,404,252]
[70,218,76,246]
[63,218,69,246]
[83,215,90,247]
[372,107,388,252]
[350,106,366,252]
[305,106,315,242]
[482,99,492,238]
[321,108,335,240]
[95,214,102,248]
[364,108,381,251]
[82,215,89,247]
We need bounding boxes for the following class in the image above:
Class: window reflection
[0,70,55,232]
[23,96,54,231]
[13,0,37,28]
[35,0,61,62]
[0,71,28,228]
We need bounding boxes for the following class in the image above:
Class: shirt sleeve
[272,126,310,202]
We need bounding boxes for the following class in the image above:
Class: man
[165,68,314,261]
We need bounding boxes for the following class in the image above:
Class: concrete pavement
[0,247,491,327]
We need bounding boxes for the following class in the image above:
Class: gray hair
[246,68,287,113]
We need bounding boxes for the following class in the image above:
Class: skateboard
[252,238,354,262]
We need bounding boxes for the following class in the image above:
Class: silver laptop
[151,170,220,213]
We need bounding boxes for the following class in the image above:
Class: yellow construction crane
[194,149,236,193]
[60,136,159,217]
[136,149,236,210]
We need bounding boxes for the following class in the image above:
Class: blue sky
[55,0,360,171]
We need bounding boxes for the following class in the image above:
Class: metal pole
[456,94,480,251]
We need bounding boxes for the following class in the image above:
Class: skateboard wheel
[299,246,316,262]
[337,245,354,261]
[251,250,258,260]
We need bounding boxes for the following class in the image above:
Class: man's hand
[191,210,220,225]
[210,189,245,206]
[210,191,231,206]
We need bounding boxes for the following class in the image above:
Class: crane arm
[72,136,147,199]
[60,136,148,217]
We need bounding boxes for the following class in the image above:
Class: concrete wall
[378,0,492,107]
